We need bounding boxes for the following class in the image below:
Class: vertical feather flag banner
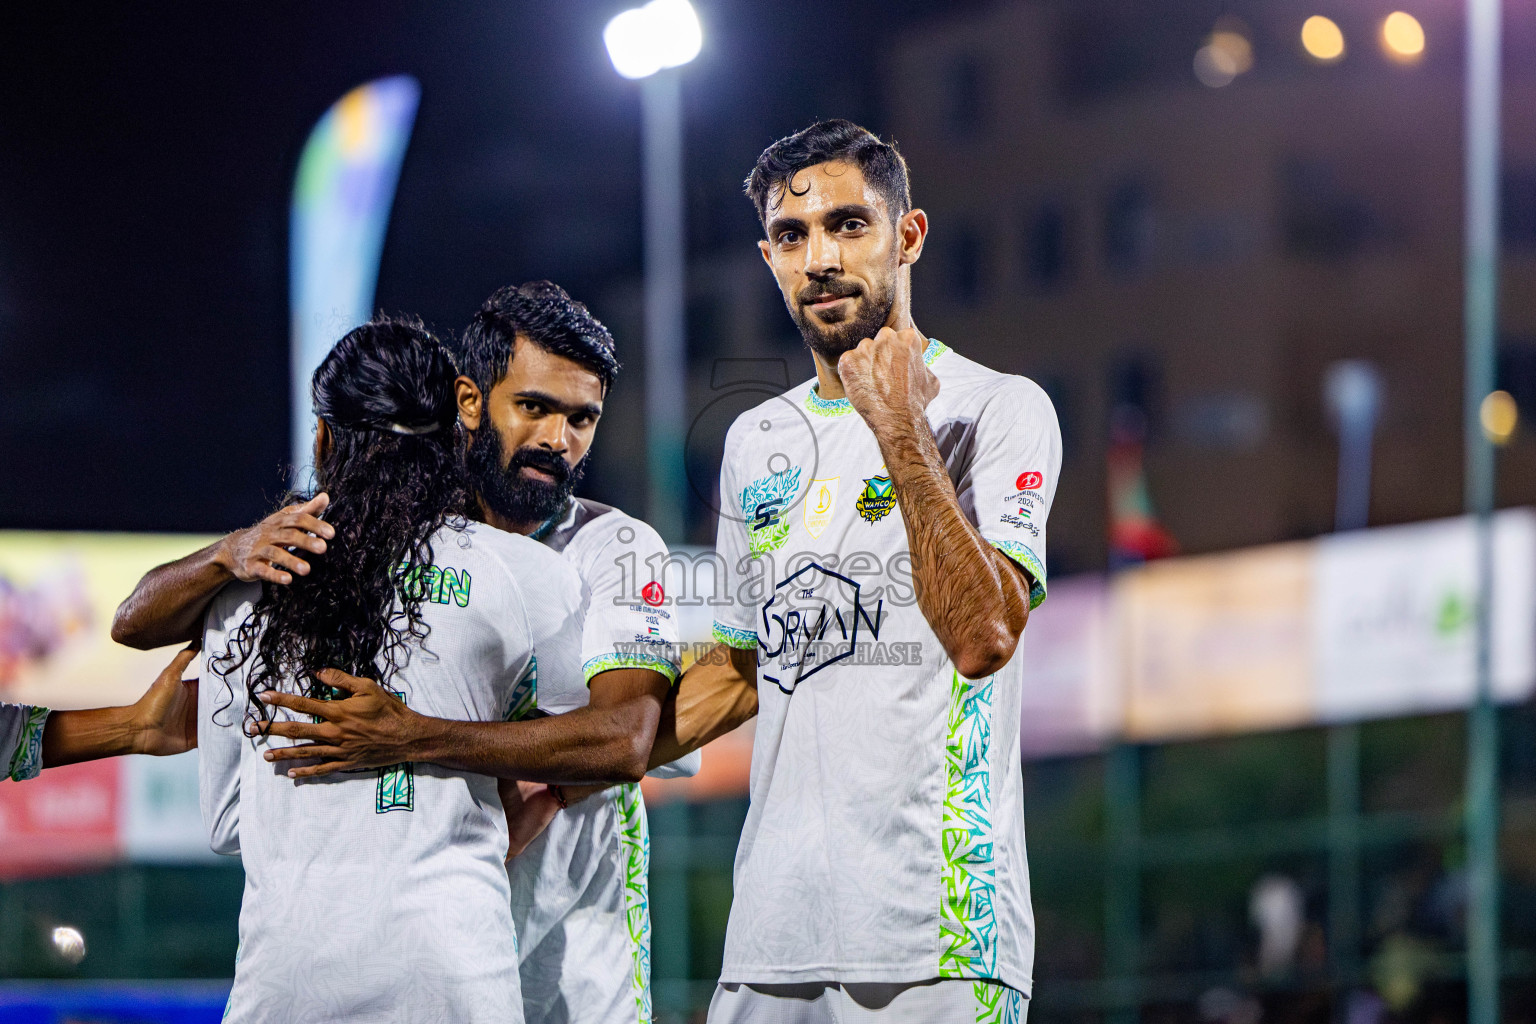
[290,75,420,485]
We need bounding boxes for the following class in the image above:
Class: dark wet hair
[221,315,469,721]
[456,280,620,397]
[744,119,912,228]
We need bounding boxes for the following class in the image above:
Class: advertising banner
[1017,575,1117,757]
[1312,509,1536,720]
[1120,542,1313,741]
[0,532,219,711]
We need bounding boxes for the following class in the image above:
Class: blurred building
[883,0,1536,571]
[621,0,1536,565]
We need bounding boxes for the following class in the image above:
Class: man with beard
[691,118,1060,1023]
[113,281,694,1024]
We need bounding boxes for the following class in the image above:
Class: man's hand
[499,779,562,861]
[253,669,430,779]
[218,493,335,586]
[40,645,200,768]
[837,326,940,434]
[113,493,336,650]
[131,645,200,756]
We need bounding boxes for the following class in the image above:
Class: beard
[466,425,585,528]
[788,271,897,365]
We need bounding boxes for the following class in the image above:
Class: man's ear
[455,376,483,432]
[897,208,928,266]
[758,239,773,268]
[314,417,333,466]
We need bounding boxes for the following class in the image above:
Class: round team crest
[1015,471,1044,491]
[642,581,665,606]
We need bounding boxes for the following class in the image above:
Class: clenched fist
[837,326,940,434]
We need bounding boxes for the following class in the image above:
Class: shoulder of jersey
[560,500,667,561]
[724,377,819,450]
[933,347,1052,410]
[455,521,578,587]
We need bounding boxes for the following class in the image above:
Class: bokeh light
[1381,12,1425,62]
[1482,390,1519,445]
[1194,27,1254,88]
[604,0,703,80]
[51,926,86,965]
[1302,15,1346,62]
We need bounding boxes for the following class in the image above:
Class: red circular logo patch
[1015,471,1044,491]
[642,581,665,606]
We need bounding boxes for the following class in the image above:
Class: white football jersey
[201,522,585,1024]
[709,341,1060,995]
[510,498,686,1024]
[0,702,48,782]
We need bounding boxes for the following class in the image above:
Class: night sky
[0,0,985,532]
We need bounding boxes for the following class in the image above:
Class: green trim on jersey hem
[802,338,951,418]
[939,669,999,978]
[990,540,1047,610]
[974,981,1025,1023]
[584,652,681,686]
[712,622,759,650]
[615,782,654,1023]
[8,706,50,782]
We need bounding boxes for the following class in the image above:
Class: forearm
[112,540,235,649]
[876,418,1031,678]
[412,704,659,784]
[646,644,758,769]
[41,706,144,768]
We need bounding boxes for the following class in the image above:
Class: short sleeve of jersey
[580,517,682,686]
[710,421,759,650]
[0,703,50,782]
[960,376,1062,610]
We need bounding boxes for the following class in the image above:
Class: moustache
[508,446,571,484]
[797,280,862,306]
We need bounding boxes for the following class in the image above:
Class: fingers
[164,646,198,676]
[316,668,380,695]
[255,543,315,575]
[297,492,330,518]
[262,739,343,763]
[283,760,354,780]
[257,690,330,718]
[255,719,334,744]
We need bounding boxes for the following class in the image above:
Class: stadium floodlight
[604,0,703,80]
[603,0,702,543]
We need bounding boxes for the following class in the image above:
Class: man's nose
[532,418,570,452]
[804,231,841,277]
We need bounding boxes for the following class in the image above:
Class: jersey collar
[802,338,951,418]
[529,498,574,542]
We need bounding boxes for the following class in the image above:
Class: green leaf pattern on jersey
[939,669,998,977]
[7,706,50,782]
[973,981,1024,1023]
[741,467,802,555]
[375,685,414,814]
[506,657,538,722]
[615,782,653,1024]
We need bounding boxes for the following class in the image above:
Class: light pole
[605,4,702,1012]
[1463,0,1502,1020]
[605,0,702,544]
